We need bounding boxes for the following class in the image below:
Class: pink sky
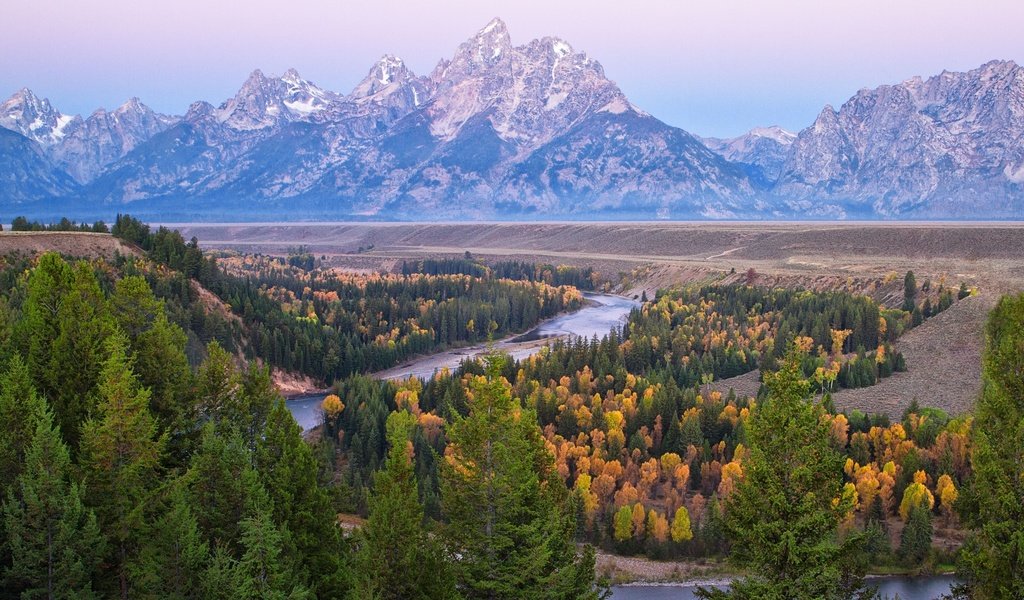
[3,0,1021,137]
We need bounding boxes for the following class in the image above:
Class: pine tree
[110,276,191,436]
[350,410,455,599]
[3,405,103,599]
[13,253,72,397]
[902,271,917,312]
[77,333,164,599]
[131,483,209,600]
[440,354,602,600]
[955,293,1024,598]
[46,262,114,448]
[254,383,350,598]
[698,346,864,599]
[186,425,250,550]
[0,355,46,491]
[232,470,310,600]
[899,505,933,567]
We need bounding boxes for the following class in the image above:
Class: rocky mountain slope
[772,60,1023,218]
[0,20,1021,220]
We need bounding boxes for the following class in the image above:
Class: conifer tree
[0,355,46,491]
[47,262,114,448]
[132,483,209,600]
[255,384,350,598]
[186,425,250,550]
[956,293,1024,598]
[109,276,191,435]
[77,332,164,599]
[440,354,602,600]
[3,405,103,599]
[351,410,456,599]
[13,253,71,396]
[232,470,310,600]
[698,346,864,599]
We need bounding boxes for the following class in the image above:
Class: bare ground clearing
[0,231,140,259]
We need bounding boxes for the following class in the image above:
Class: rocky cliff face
[774,60,1024,217]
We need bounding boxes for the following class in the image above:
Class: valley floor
[182,221,1021,417]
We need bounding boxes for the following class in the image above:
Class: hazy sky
[3,0,1021,137]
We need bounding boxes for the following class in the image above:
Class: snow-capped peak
[0,87,81,146]
[213,68,337,129]
[459,17,512,66]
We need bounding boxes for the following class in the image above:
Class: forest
[109,214,586,380]
[0,217,1019,599]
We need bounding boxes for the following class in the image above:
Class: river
[285,292,639,431]
[611,575,958,599]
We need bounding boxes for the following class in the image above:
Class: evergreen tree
[3,406,103,599]
[232,470,310,600]
[440,354,602,600]
[0,355,46,492]
[955,293,1024,598]
[351,410,456,599]
[109,276,191,436]
[132,484,209,600]
[186,425,250,550]
[899,505,933,567]
[77,333,164,599]
[47,262,114,448]
[698,346,864,599]
[902,271,917,312]
[254,384,350,598]
[13,253,72,396]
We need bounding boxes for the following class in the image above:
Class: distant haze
[3,0,1022,137]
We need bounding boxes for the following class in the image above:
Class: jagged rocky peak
[442,17,513,76]
[0,87,81,145]
[214,68,337,129]
[423,17,636,143]
[351,55,417,99]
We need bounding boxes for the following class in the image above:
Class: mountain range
[2,18,1022,220]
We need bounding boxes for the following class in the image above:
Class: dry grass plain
[172,222,1024,416]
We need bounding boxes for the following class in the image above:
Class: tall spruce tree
[955,293,1024,598]
[350,410,456,600]
[254,373,350,598]
[440,354,602,600]
[47,262,114,448]
[698,345,865,600]
[131,483,209,600]
[77,333,164,599]
[13,253,72,397]
[0,355,46,492]
[3,405,103,599]
[232,470,311,600]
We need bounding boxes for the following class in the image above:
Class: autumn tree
[698,346,864,599]
[671,506,693,544]
[956,293,1024,598]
